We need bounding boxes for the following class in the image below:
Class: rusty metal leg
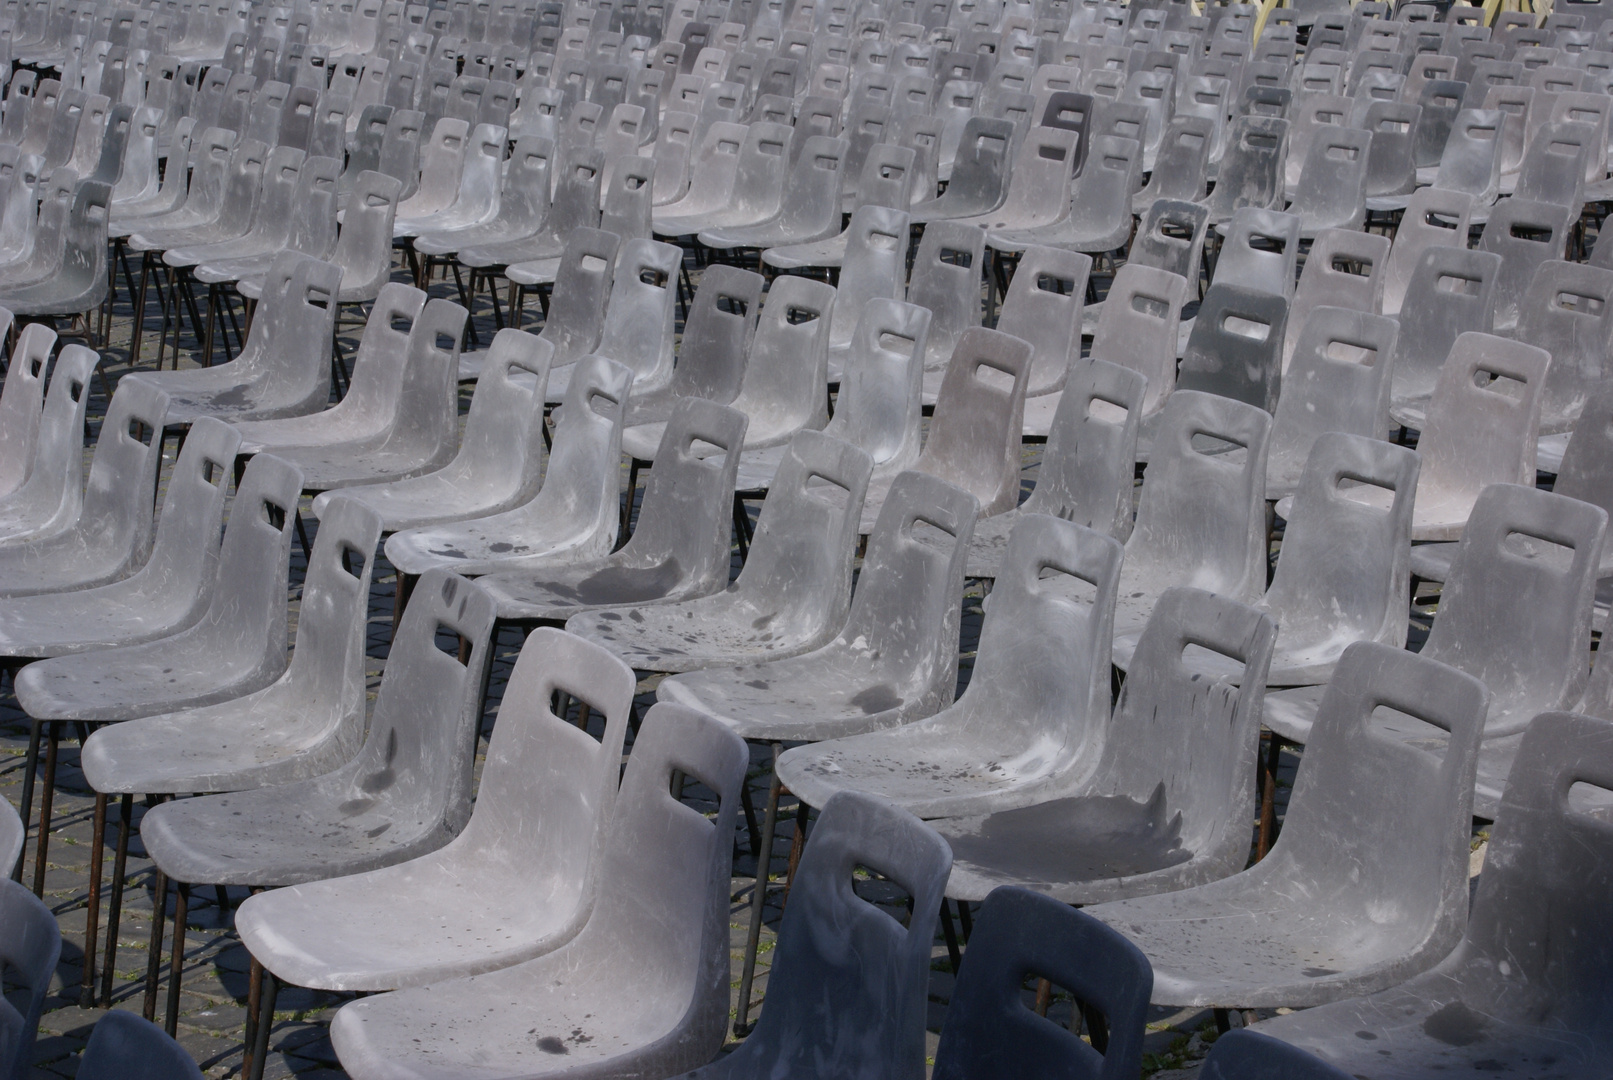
[142,867,169,1021]
[100,793,132,1005]
[31,722,59,896]
[164,882,188,1035]
[80,791,107,1007]
[734,744,782,1036]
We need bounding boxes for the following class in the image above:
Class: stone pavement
[2,249,1304,1078]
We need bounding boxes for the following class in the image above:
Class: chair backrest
[377,107,423,198]
[830,203,911,352]
[1202,113,1286,221]
[732,790,952,1080]
[452,327,554,500]
[842,469,977,707]
[0,879,60,1080]
[0,320,51,499]
[997,246,1090,397]
[1360,99,1421,199]
[114,105,161,203]
[540,226,619,365]
[728,274,835,444]
[908,220,985,366]
[933,886,1153,1080]
[594,237,679,391]
[1277,641,1487,959]
[73,375,169,566]
[1266,433,1420,653]
[1478,197,1573,332]
[1520,261,1613,428]
[524,355,633,561]
[1199,1029,1354,1080]
[362,568,498,837]
[662,264,764,405]
[628,398,748,585]
[928,114,1015,209]
[1177,282,1289,413]
[1381,187,1473,316]
[1433,107,1504,202]
[920,328,1034,516]
[1090,263,1187,418]
[1128,390,1271,600]
[574,700,747,1064]
[1215,206,1300,300]
[75,1010,203,1080]
[1284,228,1389,371]
[1516,120,1593,214]
[1391,246,1501,404]
[1549,90,1610,180]
[1428,483,1606,735]
[129,414,239,604]
[1131,197,1208,283]
[1097,585,1277,866]
[825,299,930,473]
[1418,332,1549,505]
[332,169,404,301]
[1026,358,1145,541]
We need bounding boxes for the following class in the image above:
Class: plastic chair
[1477,196,1573,334]
[412,133,553,257]
[1267,307,1399,500]
[1520,262,1613,437]
[910,219,986,374]
[244,298,467,492]
[1388,247,1502,424]
[546,239,680,400]
[972,359,1144,578]
[1272,481,1605,749]
[189,153,342,286]
[1360,100,1422,201]
[232,626,635,992]
[1431,107,1504,204]
[569,431,871,671]
[12,450,301,722]
[75,1006,203,1080]
[1131,114,1213,212]
[911,115,1016,222]
[1250,710,1613,1073]
[736,300,931,494]
[313,328,553,531]
[457,144,599,270]
[1199,1030,1352,1080]
[1516,119,1593,210]
[865,328,1032,532]
[995,246,1090,400]
[1407,333,1549,539]
[383,356,631,579]
[1380,187,1474,317]
[621,264,763,428]
[129,255,341,424]
[1282,229,1389,372]
[520,226,618,369]
[658,469,976,738]
[782,513,1123,817]
[395,119,504,236]
[0,879,60,1080]
[1175,283,1289,414]
[674,792,950,1080]
[931,887,1154,1080]
[329,700,747,1080]
[391,115,469,223]
[1085,640,1487,1008]
[80,493,382,796]
[0,320,49,500]
[954,123,1080,233]
[0,375,168,594]
[661,119,792,234]
[1199,113,1288,223]
[1286,125,1370,234]
[650,119,748,234]
[1214,207,1300,299]
[699,133,850,249]
[1109,391,1271,640]
[1089,263,1188,432]
[0,175,112,325]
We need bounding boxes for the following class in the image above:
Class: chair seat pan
[566,592,840,673]
[14,638,285,723]
[0,582,208,658]
[384,513,603,578]
[478,557,719,623]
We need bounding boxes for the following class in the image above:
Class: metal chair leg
[734,743,783,1036]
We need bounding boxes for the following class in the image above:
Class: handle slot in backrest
[1221,313,1271,342]
[1436,273,1483,297]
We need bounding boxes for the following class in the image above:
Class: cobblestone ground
[2,247,1319,1077]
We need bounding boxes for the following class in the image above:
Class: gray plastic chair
[1131,114,1213,212]
[1360,100,1422,201]
[1432,107,1504,204]
[972,359,1144,578]
[1524,261,1613,434]
[569,431,871,672]
[1388,247,1502,425]
[246,298,467,492]
[1282,229,1389,372]
[916,584,1273,906]
[622,264,763,428]
[1407,333,1548,539]
[76,1011,203,1080]
[314,328,553,531]
[1087,263,1188,432]
[391,115,469,222]
[548,238,680,401]
[412,133,553,257]
[1251,709,1613,1073]
[329,700,747,1080]
[457,143,599,270]
[995,246,1090,402]
[1200,1029,1352,1080]
[12,450,300,723]
[1085,640,1487,1009]
[650,119,748,234]
[1517,119,1594,209]
[698,133,850,249]
[990,134,1141,255]
[1214,206,1300,299]
[911,115,1016,222]
[395,119,504,236]
[128,255,342,425]
[1380,186,1473,316]
[383,355,629,579]
[781,513,1123,817]
[910,219,986,375]
[0,879,60,1080]
[738,299,931,495]
[1199,113,1288,223]
[659,119,792,234]
[931,886,1154,1080]
[1109,390,1271,641]
[865,328,1032,532]
[658,469,976,739]
[1477,196,1572,334]
[674,791,950,1080]
[0,175,113,325]
[1175,282,1289,414]
[1270,482,1605,747]
[79,494,381,796]
[1267,307,1399,500]
[0,376,168,595]
[0,321,50,500]
[1286,124,1370,234]
[954,123,1080,233]
[233,626,636,991]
